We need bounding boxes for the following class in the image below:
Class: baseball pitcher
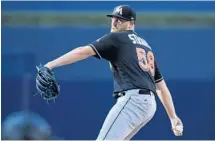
[36,5,183,140]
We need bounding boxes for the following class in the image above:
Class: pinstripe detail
[155,77,163,83]
[88,44,102,59]
[102,97,132,140]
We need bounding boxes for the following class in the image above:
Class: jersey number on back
[136,48,155,76]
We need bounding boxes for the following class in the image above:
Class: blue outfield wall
[2,27,215,80]
[2,1,215,12]
[1,78,215,139]
[2,26,215,139]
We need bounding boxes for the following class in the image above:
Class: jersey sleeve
[154,61,164,83]
[88,33,117,61]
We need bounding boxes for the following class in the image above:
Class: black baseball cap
[106,5,136,22]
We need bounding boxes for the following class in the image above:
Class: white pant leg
[96,91,156,140]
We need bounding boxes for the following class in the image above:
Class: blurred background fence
[1,1,215,140]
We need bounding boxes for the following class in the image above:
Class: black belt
[115,89,152,99]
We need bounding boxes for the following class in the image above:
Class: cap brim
[106,14,121,18]
[106,14,130,21]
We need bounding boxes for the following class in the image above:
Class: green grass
[2,11,215,27]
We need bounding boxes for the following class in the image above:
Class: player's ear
[128,21,135,29]
[130,21,135,26]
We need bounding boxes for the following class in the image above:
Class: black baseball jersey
[88,30,163,95]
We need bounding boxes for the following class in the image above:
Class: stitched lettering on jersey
[128,34,151,50]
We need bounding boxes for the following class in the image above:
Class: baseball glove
[36,64,60,101]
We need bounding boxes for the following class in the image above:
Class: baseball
[175,125,183,132]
